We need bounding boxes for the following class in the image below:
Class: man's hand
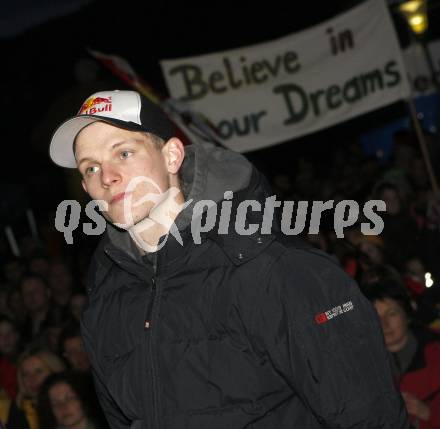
[401,391,430,422]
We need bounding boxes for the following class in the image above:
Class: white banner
[161,0,411,152]
[404,40,440,97]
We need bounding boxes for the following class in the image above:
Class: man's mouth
[110,192,128,204]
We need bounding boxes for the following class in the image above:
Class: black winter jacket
[81,143,408,428]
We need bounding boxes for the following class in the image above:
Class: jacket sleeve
[81,319,131,429]
[250,248,409,428]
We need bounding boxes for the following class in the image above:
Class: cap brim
[49,115,145,168]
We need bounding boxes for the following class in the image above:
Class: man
[20,274,66,342]
[48,261,75,308]
[20,275,51,337]
[59,322,90,372]
[49,90,408,428]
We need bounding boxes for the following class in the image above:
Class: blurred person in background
[40,312,68,355]
[0,289,11,320]
[391,131,417,181]
[409,157,430,191]
[58,324,108,428]
[68,293,88,323]
[7,288,27,329]
[362,278,440,429]
[19,238,43,261]
[8,346,65,429]
[20,274,65,342]
[0,315,21,363]
[48,261,75,308]
[404,257,428,297]
[0,315,22,400]
[3,256,25,289]
[38,371,105,429]
[27,252,51,279]
[59,323,90,373]
[375,182,419,269]
[353,235,401,285]
[357,235,386,267]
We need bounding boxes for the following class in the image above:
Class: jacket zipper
[144,276,156,329]
[145,273,160,428]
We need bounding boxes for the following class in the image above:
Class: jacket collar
[88,218,277,296]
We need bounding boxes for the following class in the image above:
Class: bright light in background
[409,15,423,25]
[399,0,428,35]
[400,0,423,13]
[409,14,428,33]
[425,272,434,288]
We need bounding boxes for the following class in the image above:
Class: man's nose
[101,163,121,187]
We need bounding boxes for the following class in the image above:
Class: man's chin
[104,213,132,230]
[110,213,149,230]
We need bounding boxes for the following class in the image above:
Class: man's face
[75,122,173,227]
[63,336,90,372]
[374,298,409,352]
[69,294,87,322]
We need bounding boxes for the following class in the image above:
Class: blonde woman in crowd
[5,346,66,429]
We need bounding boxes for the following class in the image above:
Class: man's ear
[163,137,185,174]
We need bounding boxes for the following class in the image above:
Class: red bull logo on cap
[78,96,112,115]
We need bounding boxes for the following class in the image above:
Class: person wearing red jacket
[362,278,440,428]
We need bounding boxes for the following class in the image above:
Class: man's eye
[120,150,133,159]
[86,166,99,175]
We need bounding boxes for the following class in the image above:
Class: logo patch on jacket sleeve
[315,301,354,325]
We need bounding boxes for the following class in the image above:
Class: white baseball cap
[49,90,175,168]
